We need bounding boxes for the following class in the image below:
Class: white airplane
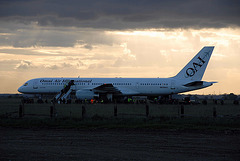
[18,46,216,100]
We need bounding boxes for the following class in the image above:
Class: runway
[1,127,239,161]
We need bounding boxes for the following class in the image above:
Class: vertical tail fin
[173,46,214,82]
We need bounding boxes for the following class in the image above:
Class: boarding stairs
[53,80,74,103]
[61,89,72,100]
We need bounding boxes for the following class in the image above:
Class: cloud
[120,42,136,59]
[15,60,35,70]
[0,59,20,71]
[14,59,85,71]
[0,0,239,29]
[45,62,79,70]
[83,44,93,50]
[0,22,119,48]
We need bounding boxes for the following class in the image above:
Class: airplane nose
[18,86,23,93]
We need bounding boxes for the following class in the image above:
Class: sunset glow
[0,1,239,94]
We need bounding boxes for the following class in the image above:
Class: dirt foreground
[0,127,240,161]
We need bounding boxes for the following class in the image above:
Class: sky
[0,0,240,94]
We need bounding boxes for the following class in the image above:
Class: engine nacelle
[75,90,99,100]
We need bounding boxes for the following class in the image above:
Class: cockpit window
[23,83,28,86]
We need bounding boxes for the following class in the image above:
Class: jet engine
[75,90,99,100]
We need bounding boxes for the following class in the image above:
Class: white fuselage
[18,77,212,96]
[18,47,216,98]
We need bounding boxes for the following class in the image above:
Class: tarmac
[1,127,240,161]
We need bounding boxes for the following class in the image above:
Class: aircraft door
[135,82,139,88]
[171,80,175,90]
[71,80,77,91]
[33,80,38,89]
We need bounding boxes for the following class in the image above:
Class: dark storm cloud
[0,0,239,29]
[0,22,117,47]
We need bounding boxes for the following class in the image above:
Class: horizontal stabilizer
[184,81,217,88]
[183,81,203,87]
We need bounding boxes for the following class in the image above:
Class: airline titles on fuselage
[39,79,92,83]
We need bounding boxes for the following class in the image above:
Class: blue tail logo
[184,51,210,78]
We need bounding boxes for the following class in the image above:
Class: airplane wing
[93,83,139,96]
[93,84,121,94]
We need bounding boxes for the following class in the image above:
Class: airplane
[18,46,216,101]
